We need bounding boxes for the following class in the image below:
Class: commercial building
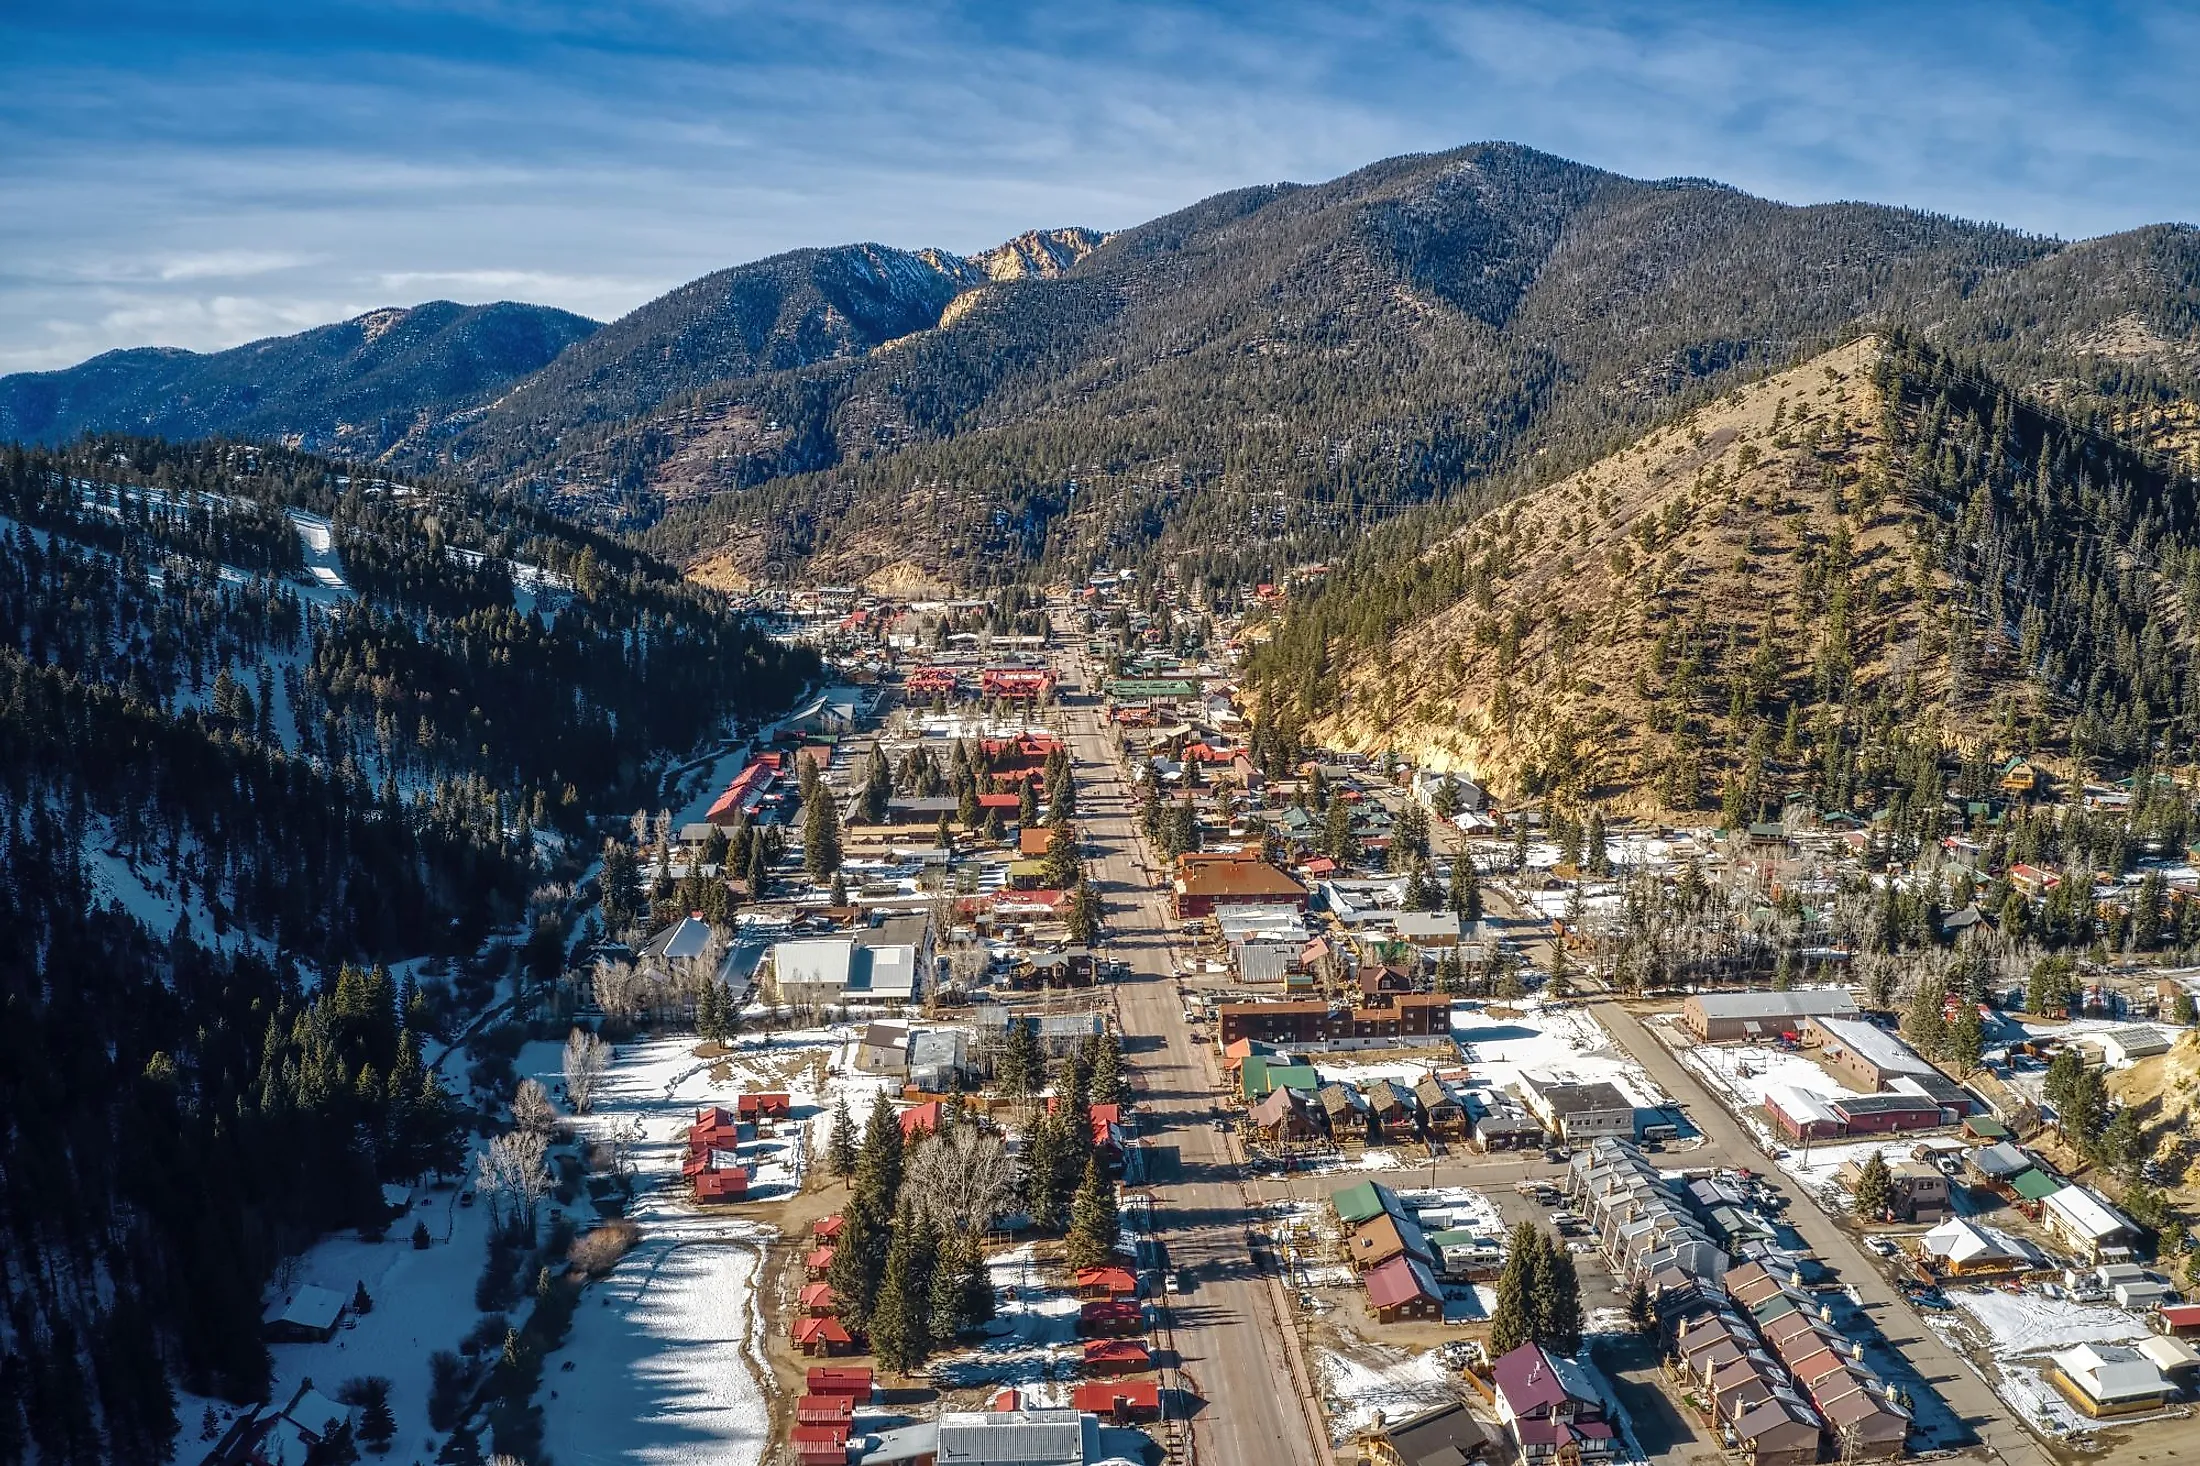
[1683,989,1860,1042]
[1174,859,1309,917]
[1802,1016,1938,1092]
[1515,1076,1640,1141]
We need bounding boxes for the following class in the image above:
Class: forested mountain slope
[1245,335,2200,829]
[587,146,2199,588]
[9,146,2198,589]
[0,301,599,458]
[0,438,812,1461]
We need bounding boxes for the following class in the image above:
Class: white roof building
[1917,1217,2046,1271]
[2041,1185,2137,1257]
[2051,1343,2171,1410]
[263,1284,346,1334]
[2090,1025,2173,1067]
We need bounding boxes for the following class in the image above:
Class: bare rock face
[966,228,1108,281]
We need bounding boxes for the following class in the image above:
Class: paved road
[1052,648,1334,1466]
[1591,1002,2050,1466]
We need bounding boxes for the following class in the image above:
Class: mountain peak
[965,227,1107,281]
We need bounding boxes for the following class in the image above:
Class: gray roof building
[1682,989,1858,1041]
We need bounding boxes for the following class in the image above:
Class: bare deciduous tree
[591,958,649,1022]
[475,1130,551,1227]
[563,1028,609,1114]
[904,1122,1017,1238]
[512,1078,557,1138]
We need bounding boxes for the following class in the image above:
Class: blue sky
[1,1,2194,372]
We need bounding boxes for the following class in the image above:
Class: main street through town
[1048,641,1332,1466]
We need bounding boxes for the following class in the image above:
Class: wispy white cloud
[0,0,2194,371]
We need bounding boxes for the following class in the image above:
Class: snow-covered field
[286,510,352,598]
[929,1243,1084,1397]
[1928,1286,2160,1436]
[1316,1342,1460,1441]
[538,1223,771,1466]
[1451,1002,1668,1109]
[234,1021,895,1466]
[1682,1042,1858,1109]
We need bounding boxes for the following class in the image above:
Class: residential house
[1416,1076,1467,1138]
[1347,1212,1436,1272]
[262,1285,347,1344]
[2041,1185,2137,1263]
[1366,1079,1421,1141]
[1916,1217,2047,1277]
[1354,1397,1490,1466]
[856,1023,911,1075]
[1249,1085,1320,1141]
[1364,1254,1446,1323]
[1488,1343,1618,1466]
[1071,1380,1162,1425]
[1834,1156,1950,1222]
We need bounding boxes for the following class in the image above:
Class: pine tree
[1584,806,1611,876]
[356,1389,396,1452]
[828,1098,859,1182]
[1488,1221,1539,1359]
[870,1206,938,1375]
[855,1091,905,1212]
[1851,1150,1894,1220]
[930,1232,981,1343]
[999,1020,1039,1100]
[1065,1156,1120,1270]
[747,835,769,898]
[1023,1111,1064,1231]
[1532,1236,1583,1354]
[1625,1277,1654,1334]
[1904,976,1948,1059]
[804,787,842,883]
[1947,1001,1985,1076]
[1088,1030,1126,1108]
[1449,850,1481,923]
[826,1197,888,1338]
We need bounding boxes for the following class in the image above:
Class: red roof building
[1079,1300,1144,1336]
[805,1246,836,1277]
[805,1367,874,1398]
[796,1395,854,1427]
[798,1283,837,1316]
[1363,1255,1444,1323]
[1081,1339,1152,1375]
[790,1422,849,1463]
[2159,1303,2200,1337]
[737,1093,793,1119]
[1074,1266,1139,1299]
[691,1164,749,1203]
[899,1101,943,1139]
[813,1214,845,1243]
[792,1316,853,1357]
[1071,1380,1162,1423]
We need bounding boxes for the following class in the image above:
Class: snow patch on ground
[1315,1342,1461,1442]
[1451,1003,1668,1108]
[287,510,352,600]
[1927,1286,2160,1437]
[930,1243,1084,1392]
[1682,1044,1859,1108]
